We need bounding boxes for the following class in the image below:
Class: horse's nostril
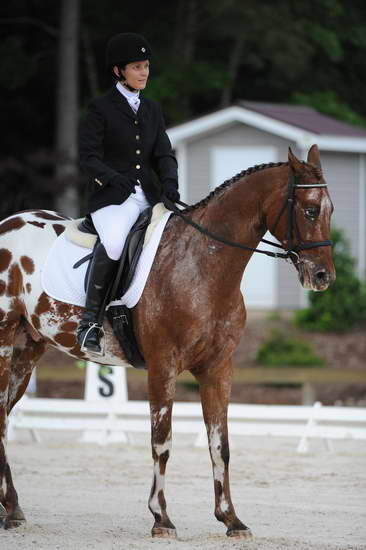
[315,269,327,282]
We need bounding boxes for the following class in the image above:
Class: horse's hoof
[4,517,26,530]
[151,527,177,539]
[3,505,26,529]
[227,527,253,539]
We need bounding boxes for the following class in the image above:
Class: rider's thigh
[91,198,141,260]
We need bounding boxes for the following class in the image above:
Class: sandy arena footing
[2,433,366,549]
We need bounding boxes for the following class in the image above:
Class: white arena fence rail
[8,396,366,453]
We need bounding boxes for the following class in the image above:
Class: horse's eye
[304,206,319,220]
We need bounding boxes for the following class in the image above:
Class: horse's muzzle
[298,260,335,292]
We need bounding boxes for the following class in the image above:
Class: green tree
[1,0,366,218]
[256,330,324,367]
[293,91,366,128]
[294,229,366,332]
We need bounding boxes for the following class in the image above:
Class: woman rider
[78,32,180,353]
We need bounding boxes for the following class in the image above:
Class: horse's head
[266,144,336,291]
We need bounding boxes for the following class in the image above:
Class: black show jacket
[79,86,178,214]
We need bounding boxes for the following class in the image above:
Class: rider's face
[116,60,150,90]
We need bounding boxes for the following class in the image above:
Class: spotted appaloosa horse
[0,145,334,536]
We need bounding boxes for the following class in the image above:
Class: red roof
[239,101,366,137]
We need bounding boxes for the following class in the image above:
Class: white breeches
[91,186,150,260]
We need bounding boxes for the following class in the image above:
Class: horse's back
[0,209,72,319]
[0,209,70,245]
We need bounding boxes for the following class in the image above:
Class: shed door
[212,146,278,308]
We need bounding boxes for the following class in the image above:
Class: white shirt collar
[116,81,140,102]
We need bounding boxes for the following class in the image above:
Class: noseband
[166,173,332,262]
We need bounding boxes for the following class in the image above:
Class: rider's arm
[151,103,178,195]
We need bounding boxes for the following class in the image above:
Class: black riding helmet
[106,32,152,84]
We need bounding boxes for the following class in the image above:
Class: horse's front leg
[147,366,177,539]
[194,361,252,539]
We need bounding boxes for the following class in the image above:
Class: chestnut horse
[0,145,334,536]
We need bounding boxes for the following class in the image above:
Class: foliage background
[0,0,365,217]
[294,229,366,331]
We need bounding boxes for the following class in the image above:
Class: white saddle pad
[41,208,172,309]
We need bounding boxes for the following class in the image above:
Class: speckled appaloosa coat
[0,146,335,536]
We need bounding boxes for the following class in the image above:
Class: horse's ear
[288,147,303,174]
[307,144,322,169]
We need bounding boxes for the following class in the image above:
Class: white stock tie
[116,82,140,113]
[129,96,140,113]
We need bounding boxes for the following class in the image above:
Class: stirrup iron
[80,322,105,355]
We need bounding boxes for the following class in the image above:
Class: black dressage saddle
[74,209,153,369]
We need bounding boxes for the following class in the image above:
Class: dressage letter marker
[80,361,129,444]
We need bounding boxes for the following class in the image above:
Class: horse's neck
[192,170,276,295]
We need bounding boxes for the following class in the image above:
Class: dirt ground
[2,434,366,550]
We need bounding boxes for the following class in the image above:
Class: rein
[165,173,332,262]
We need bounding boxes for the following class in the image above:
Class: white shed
[167,102,366,309]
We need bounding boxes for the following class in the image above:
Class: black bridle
[165,173,332,262]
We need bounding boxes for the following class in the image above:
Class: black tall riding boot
[77,242,118,353]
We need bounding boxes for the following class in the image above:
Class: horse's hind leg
[147,365,177,538]
[1,329,46,529]
[0,319,21,528]
[194,361,252,539]
[8,332,46,413]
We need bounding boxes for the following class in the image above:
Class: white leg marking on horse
[149,432,172,516]
[152,407,169,429]
[158,406,168,422]
[209,425,225,482]
[149,461,165,515]
[154,436,171,457]
[209,424,232,515]
[220,498,230,513]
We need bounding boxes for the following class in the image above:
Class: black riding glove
[122,177,137,194]
[164,185,180,203]
[111,173,137,194]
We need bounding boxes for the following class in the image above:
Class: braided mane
[183,161,288,212]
